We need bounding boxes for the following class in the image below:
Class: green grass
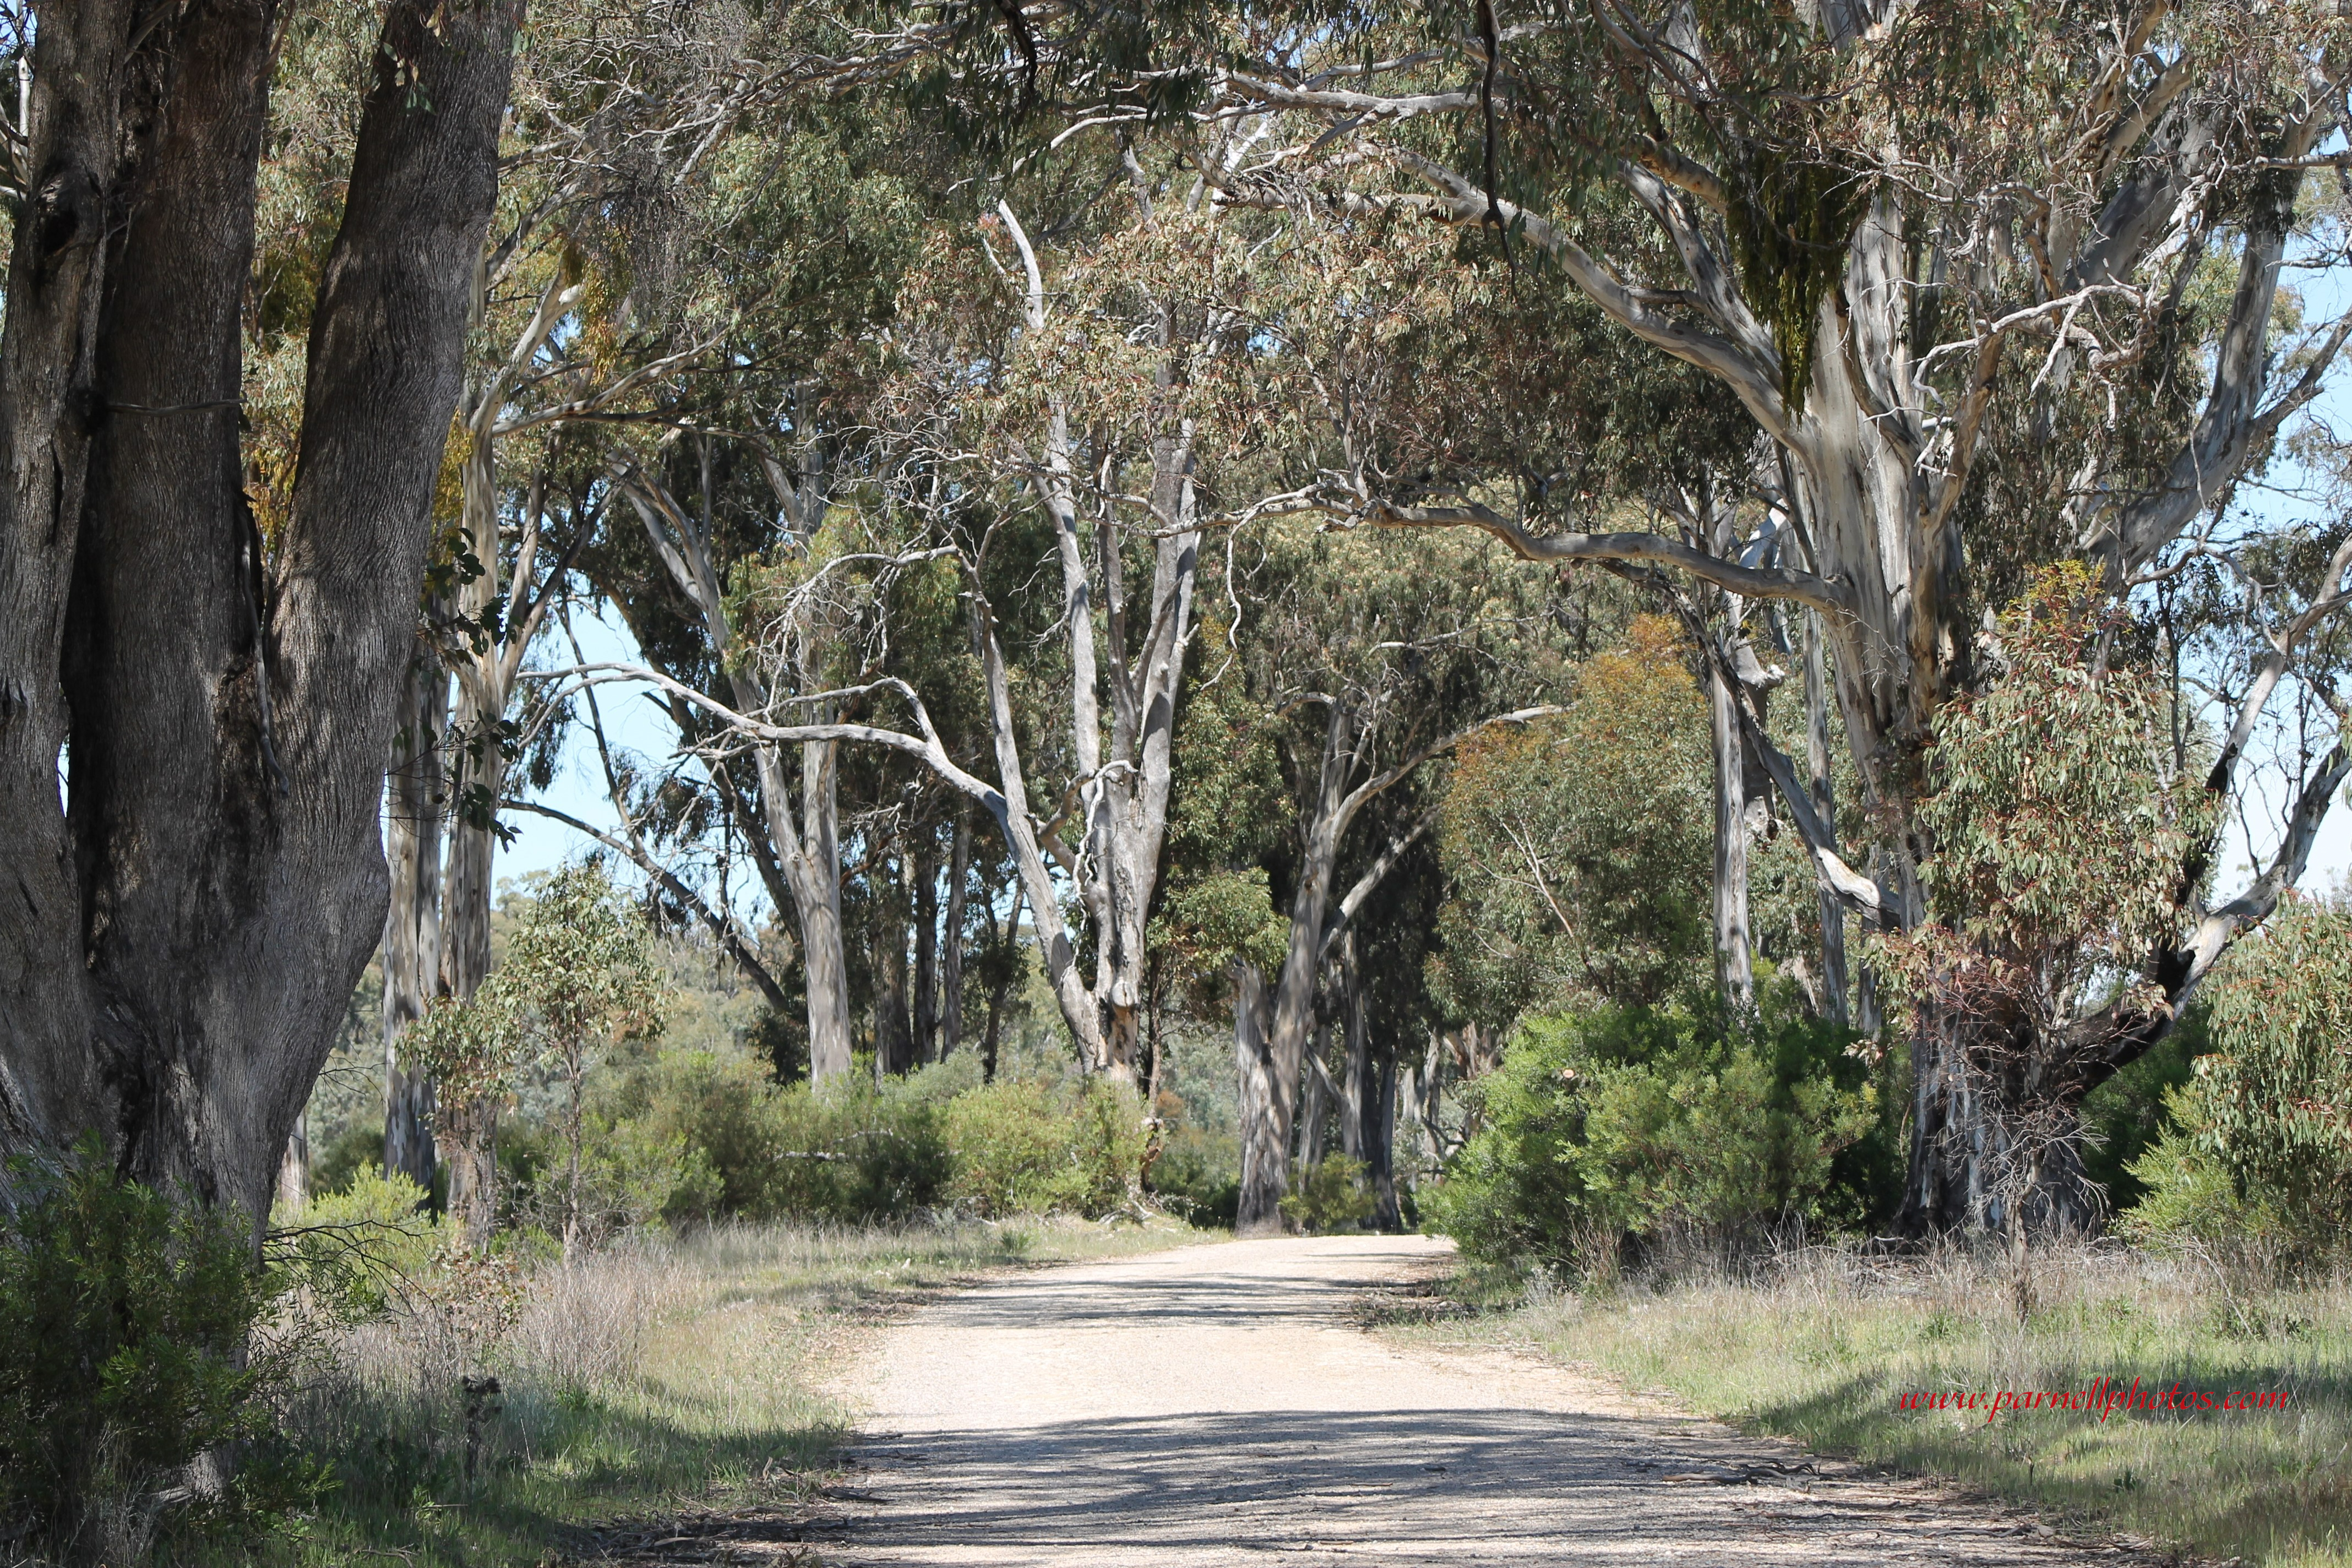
[241,1216,1212,1566]
[1393,1243,2352,1567]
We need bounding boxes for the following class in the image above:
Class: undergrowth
[226,1216,1207,1567]
[1396,1242,2352,1567]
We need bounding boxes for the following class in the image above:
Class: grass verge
[1386,1243,2352,1567]
[243,1216,1211,1566]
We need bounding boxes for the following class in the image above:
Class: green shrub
[1424,987,1884,1275]
[1148,1123,1240,1227]
[500,1109,718,1243]
[1281,1154,1377,1233]
[2123,898,2352,1265]
[2079,1004,2211,1212]
[944,1078,1147,1217]
[622,1047,786,1215]
[2118,1107,2291,1253]
[761,1075,955,1220]
[306,1118,382,1201]
[0,1141,313,1561]
[276,1169,442,1319]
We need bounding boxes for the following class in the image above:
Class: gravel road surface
[826,1233,2144,1567]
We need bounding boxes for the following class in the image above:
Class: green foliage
[2124,899,2352,1264]
[592,1044,1157,1223]
[1280,1155,1378,1234]
[1426,988,1884,1274]
[277,1170,444,1320]
[943,1079,1148,1218]
[1435,616,1713,1023]
[626,1059,958,1223]
[0,1142,313,1559]
[498,862,665,1072]
[2079,1007,2211,1212]
[1879,566,2219,1034]
[1152,867,1290,981]
[406,989,525,1128]
[1921,566,2216,952]
[1147,1122,1241,1228]
[497,1114,720,1245]
[308,1117,383,1202]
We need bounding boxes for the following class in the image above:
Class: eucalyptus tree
[499,863,665,1261]
[598,164,1315,1086]
[1433,615,1716,1023]
[0,0,519,1219]
[1218,522,1578,1233]
[356,0,762,1185]
[1204,3,2352,1232]
[447,35,943,1088]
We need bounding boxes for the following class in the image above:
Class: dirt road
[828,1234,2141,1566]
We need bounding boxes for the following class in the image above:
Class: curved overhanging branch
[1673,597,1891,919]
[1316,808,1438,967]
[1273,494,1858,621]
[1337,704,1564,827]
[530,662,1014,831]
[503,797,792,1015]
[2175,737,2352,997]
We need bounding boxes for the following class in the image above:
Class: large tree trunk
[939,814,970,1058]
[435,731,505,1231]
[913,833,939,1064]
[382,637,445,1190]
[800,886,854,1084]
[1905,1016,2105,1236]
[1804,612,1849,1027]
[1244,719,1353,1234]
[0,0,522,1226]
[1707,660,1756,1009]
[1232,960,1285,1235]
[442,1097,500,1248]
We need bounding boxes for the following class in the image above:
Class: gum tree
[1207,2,2352,1232]
[0,0,521,1222]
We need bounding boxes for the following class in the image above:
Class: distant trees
[14,0,2345,1264]
[1207,3,2352,1234]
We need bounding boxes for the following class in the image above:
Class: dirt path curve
[826,1234,2143,1567]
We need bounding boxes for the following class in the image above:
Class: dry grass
[1396,1242,2352,1567]
[242,1215,1212,1566]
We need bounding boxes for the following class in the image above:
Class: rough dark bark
[0,0,522,1228]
